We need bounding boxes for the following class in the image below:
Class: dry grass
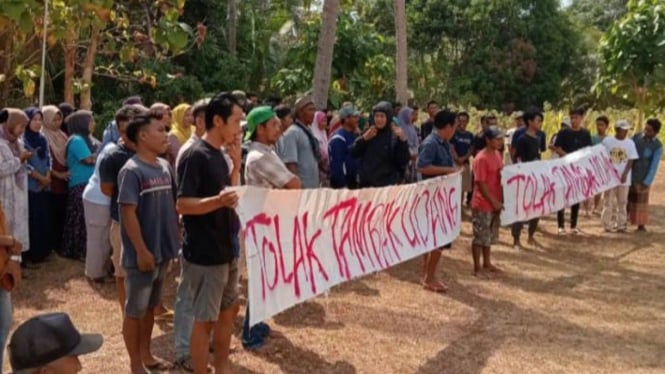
[4,169,665,374]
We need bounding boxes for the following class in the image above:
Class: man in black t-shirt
[552,107,592,234]
[511,111,545,250]
[176,92,243,374]
[419,100,439,141]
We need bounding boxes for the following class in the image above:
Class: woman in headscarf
[23,108,52,263]
[0,109,31,263]
[312,111,330,187]
[398,106,420,183]
[42,105,69,253]
[167,103,193,165]
[61,111,97,260]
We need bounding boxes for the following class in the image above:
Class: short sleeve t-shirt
[515,132,542,163]
[602,137,639,186]
[554,128,592,154]
[452,130,474,159]
[276,123,320,188]
[66,135,95,188]
[417,132,454,180]
[117,156,179,269]
[245,142,296,188]
[82,142,113,206]
[471,149,503,213]
[177,139,235,266]
[99,143,135,221]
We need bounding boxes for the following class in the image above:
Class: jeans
[173,259,194,360]
[557,204,580,229]
[0,289,12,372]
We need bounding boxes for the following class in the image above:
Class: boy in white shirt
[601,120,639,232]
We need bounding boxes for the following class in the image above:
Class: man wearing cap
[276,95,320,188]
[329,105,361,189]
[351,101,410,188]
[601,120,638,233]
[240,107,301,350]
[471,127,505,277]
[8,312,103,373]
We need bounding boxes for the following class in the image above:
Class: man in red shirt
[471,127,504,277]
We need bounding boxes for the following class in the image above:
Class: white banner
[501,145,621,225]
[234,174,462,326]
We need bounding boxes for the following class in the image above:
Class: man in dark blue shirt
[452,111,474,205]
[329,105,361,188]
[416,110,459,293]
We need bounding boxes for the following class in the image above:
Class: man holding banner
[416,110,459,292]
[471,127,504,277]
[510,111,544,250]
[551,108,592,235]
[242,106,302,349]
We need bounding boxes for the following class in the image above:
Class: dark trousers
[49,192,67,253]
[27,190,52,262]
[557,204,580,229]
[511,218,539,240]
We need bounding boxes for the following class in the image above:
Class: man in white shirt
[601,120,639,232]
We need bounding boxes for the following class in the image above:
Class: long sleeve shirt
[328,128,360,189]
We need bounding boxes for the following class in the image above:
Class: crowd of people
[0,92,662,373]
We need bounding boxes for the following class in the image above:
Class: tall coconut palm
[312,0,340,110]
[394,0,408,105]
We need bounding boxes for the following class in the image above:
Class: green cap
[244,106,276,142]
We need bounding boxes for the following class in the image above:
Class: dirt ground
[4,168,665,374]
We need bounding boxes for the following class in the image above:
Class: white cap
[615,119,631,130]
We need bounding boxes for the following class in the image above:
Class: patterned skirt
[628,184,650,226]
[60,184,87,260]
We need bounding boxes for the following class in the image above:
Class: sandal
[154,308,174,321]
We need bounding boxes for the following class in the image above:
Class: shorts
[182,260,239,322]
[472,209,494,247]
[124,262,168,318]
[110,220,126,278]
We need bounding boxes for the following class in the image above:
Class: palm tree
[394,0,408,105]
[312,0,340,110]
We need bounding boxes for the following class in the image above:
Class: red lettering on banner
[245,211,327,301]
[323,198,355,279]
[506,172,557,217]
[383,200,403,263]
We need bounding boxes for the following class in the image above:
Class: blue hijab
[23,107,48,159]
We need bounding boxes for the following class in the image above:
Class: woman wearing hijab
[0,109,31,263]
[23,108,52,263]
[42,105,69,253]
[61,111,97,260]
[398,106,420,183]
[312,111,330,187]
[168,103,193,164]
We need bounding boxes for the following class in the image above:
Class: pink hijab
[311,111,329,162]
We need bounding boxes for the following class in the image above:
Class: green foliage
[596,0,665,116]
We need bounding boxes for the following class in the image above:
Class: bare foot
[423,279,448,293]
[473,270,490,279]
[484,265,502,273]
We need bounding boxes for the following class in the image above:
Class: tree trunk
[63,29,77,105]
[79,24,100,110]
[0,31,13,104]
[312,0,340,111]
[228,0,238,55]
[394,0,408,105]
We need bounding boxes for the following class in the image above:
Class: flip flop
[154,309,174,321]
